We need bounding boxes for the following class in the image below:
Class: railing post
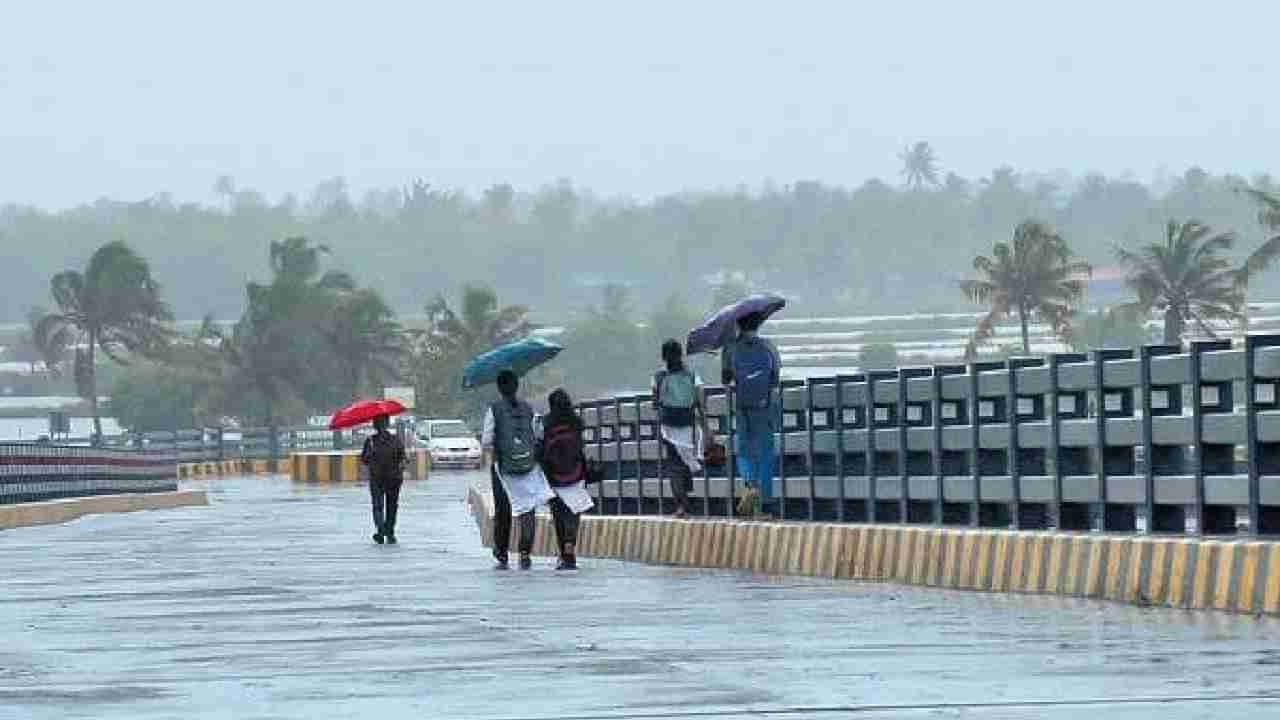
[613,396,624,515]
[806,379,816,521]
[589,401,603,516]
[865,371,879,523]
[1007,358,1043,530]
[1188,341,1206,537]
[1188,341,1226,535]
[897,367,910,524]
[700,388,716,518]
[968,362,982,528]
[1139,346,1156,535]
[776,379,789,520]
[633,395,644,514]
[1244,336,1280,536]
[898,367,932,524]
[835,375,849,523]
[727,386,738,519]
[1091,349,1119,532]
[931,369,944,525]
[1139,345,1180,534]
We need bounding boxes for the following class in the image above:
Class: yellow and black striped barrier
[466,485,1280,615]
[289,449,429,484]
[176,458,278,479]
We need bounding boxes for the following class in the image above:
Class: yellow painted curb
[0,490,208,530]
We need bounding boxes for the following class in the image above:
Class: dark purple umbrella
[686,292,786,355]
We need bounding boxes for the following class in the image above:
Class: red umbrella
[328,399,407,430]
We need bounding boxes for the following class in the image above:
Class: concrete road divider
[467,483,1280,615]
[1,490,208,530]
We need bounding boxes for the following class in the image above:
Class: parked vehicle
[417,419,483,469]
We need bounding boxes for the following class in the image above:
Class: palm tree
[899,141,940,190]
[1239,184,1280,229]
[35,241,174,443]
[261,236,354,293]
[424,285,530,358]
[219,237,357,425]
[1117,218,1280,344]
[325,288,405,401]
[410,286,529,422]
[961,221,1091,357]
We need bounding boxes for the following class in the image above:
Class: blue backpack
[732,337,775,409]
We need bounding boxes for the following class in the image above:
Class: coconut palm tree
[961,220,1091,357]
[1115,219,1280,344]
[325,288,405,401]
[424,285,530,359]
[217,237,359,425]
[409,286,530,422]
[899,141,940,190]
[34,241,174,443]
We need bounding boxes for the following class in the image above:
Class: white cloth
[493,464,555,515]
[481,407,496,447]
[660,424,704,474]
[551,480,594,514]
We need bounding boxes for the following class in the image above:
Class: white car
[418,419,483,469]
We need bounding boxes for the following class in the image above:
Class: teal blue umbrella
[462,336,563,389]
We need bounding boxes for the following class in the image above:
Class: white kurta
[659,424,704,475]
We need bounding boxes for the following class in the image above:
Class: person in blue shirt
[721,312,782,517]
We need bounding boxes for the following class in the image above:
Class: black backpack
[491,399,537,475]
[541,421,585,487]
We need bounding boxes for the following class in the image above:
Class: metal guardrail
[49,425,377,463]
[577,337,1280,536]
[1,425,379,504]
[0,443,179,504]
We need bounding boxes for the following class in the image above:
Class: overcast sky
[2,1,1276,208]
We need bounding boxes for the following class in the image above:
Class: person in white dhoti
[652,340,712,519]
[482,370,554,570]
[535,388,594,570]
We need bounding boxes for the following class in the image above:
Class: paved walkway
[3,473,1280,719]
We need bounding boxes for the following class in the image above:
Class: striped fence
[0,443,177,504]
[580,337,1280,537]
[176,458,278,479]
[287,450,429,484]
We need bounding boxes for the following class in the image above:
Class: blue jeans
[735,407,776,503]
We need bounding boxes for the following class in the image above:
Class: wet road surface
[3,472,1280,719]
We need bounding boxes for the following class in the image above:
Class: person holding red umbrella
[330,398,409,545]
[360,414,407,544]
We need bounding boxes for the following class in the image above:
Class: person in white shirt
[652,339,711,519]
[481,370,553,570]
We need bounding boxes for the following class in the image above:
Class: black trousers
[662,438,694,509]
[548,495,580,557]
[491,465,534,559]
[370,475,402,534]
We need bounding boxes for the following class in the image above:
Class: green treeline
[3,163,1278,324]
[7,152,1280,437]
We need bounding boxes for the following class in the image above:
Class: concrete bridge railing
[578,337,1280,537]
